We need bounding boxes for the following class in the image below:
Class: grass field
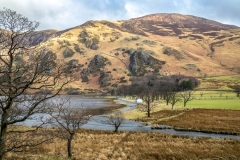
[193,90,237,98]
[197,75,240,90]
[158,109,240,135]
[177,90,240,109]
[176,99,240,110]
[6,129,240,160]
[123,96,240,120]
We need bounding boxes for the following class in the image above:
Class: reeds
[5,129,240,160]
[159,109,240,135]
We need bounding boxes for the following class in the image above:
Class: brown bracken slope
[33,13,240,90]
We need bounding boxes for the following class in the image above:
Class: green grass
[197,75,240,90]
[193,91,237,99]
[122,91,240,120]
[177,99,240,110]
[175,91,240,110]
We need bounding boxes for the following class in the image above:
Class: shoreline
[111,98,240,137]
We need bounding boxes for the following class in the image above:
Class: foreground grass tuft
[6,129,240,160]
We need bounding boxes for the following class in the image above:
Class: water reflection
[53,95,122,115]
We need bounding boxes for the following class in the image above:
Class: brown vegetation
[5,129,240,160]
[27,13,240,90]
[154,109,240,135]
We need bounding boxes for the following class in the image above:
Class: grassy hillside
[197,75,240,90]
[36,13,240,90]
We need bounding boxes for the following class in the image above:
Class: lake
[16,96,240,140]
[55,95,124,115]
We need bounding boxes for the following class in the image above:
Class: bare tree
[161,82,176,106]
[106,111,124,132]
[117,75,163,117]
[138,87,158,117]
[49,98,90,158]
[180,90,194,108]
[0,8,70,159]
[169,92,181,110]
[163,90,173,105]
[137,101,157,117]
[228,85,240,97]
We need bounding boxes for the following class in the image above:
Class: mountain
[34,13,240,91]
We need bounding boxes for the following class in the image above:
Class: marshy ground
[5,107,240,160]
[6,129,240,160]
[136,109,240,135]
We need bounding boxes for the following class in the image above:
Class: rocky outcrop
[67,59,83,73]
[163,47,184,60]
[80,68,90,83]
[88,54,111,74]
[99,72,112,87]
[78,30,99,50]
[93,54,105,66]
[127,49,165,76]
[81,68,90,76]
[28,30,58,46]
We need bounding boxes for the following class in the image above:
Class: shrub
[78,30,100,50]
[64,40,71,46]
[74,44,84,54]
[62,47,75,58]
[81,76,89,82]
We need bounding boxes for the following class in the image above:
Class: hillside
[35,13,240,91]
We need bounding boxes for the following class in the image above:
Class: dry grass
[197,75,240,90]
[40,20,240,90]
[5,129,240,160]
[135,109,185,123]
[154,109,240,135]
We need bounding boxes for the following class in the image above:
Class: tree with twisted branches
[107,111,124,132]
[49,98,90,158]
[180,90,194,108]
[0,8,70,159]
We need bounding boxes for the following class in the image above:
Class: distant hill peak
[130,13,238,29]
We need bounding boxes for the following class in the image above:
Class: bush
[74,44,84,54]
[81,76,89,82]
[62,47,75,58]
[64,40,71,46]
[119,77,127,83]
[78,30,100,50]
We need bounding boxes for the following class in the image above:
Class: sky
[0,0,240,30]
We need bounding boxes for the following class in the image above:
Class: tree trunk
[184,101,187,108]
[0,112,9,160]
[114,125,119,132]
[147,101,150,117]
[172,104,174,110]
[0,125,7,160]
[67,134,74,158]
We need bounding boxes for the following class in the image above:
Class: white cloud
[0,0,239,30]
[124,2,146,19]
[183,0,192,10]
[0,0,90,30]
